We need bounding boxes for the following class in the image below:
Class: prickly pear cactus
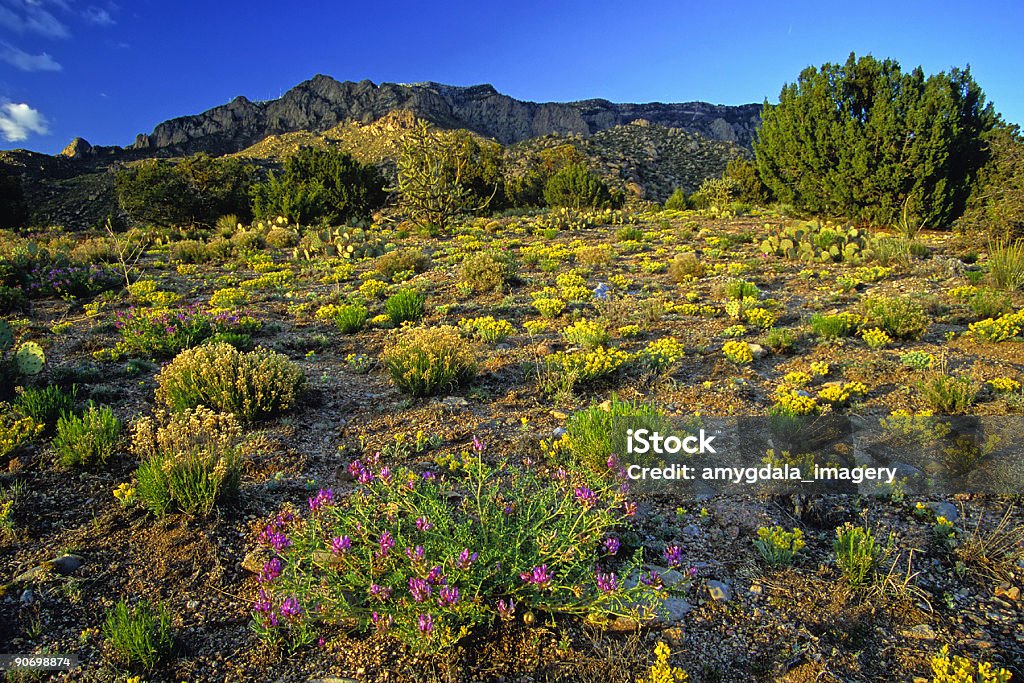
[14,341,45,375]
[0,320,12,353]
[760,220,882,264]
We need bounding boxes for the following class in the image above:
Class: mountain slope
[131,75,762,155]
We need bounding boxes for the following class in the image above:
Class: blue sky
[1,0,1022,154]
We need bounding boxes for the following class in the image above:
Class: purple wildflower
[377,531,395,558]
[308,488,334,513]
[497,598,516,621]
[371,611,392,633]
[623,501,637,517]
[417,613,433,635]
[455,548,478,570]
[520,564,552,588]
[472,435,485,452]
[379,466,392,484]
[603,536,621,556]
[574,486,597,510]
[330,535,351,555]
[415,516,432,532]
[437,586,459,607]
[259,557,282,583]
[426,565,446,585]
[254,588,272,613]
[369,584,392,601]
[279,596,302,619]
[409,577,432,602]
[640,570,663,588]
[421,470,436,480]
[596,571,618,592]
[663,544,684,568]
[607,454,620,470]
[405,545,425,564]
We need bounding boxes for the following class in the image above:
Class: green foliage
[561,319,610,350]
[15,384,77,432]
[763,327,798,354]
[563,396,671,475]
[759,220,885,264]
[833,523,883,587]
[459,250,516,293]
[663,188,689,211]
[722,157,770,205]
[395,122,499,230]
[859,295,929,340]
[375,248,431,282]
[754,526,805,566]
[132,407,243,517]
[384,288,426,324]
[115,153,255,228]
[929,645,1012,683]
[102,599,173,671]
[53,403,122,468]
[810,313,859,339]
[754,53,995,226]
[254,451,655,651]
[668,253,704,281]
[956,123,1024,240]
[689,177,736,215]
[333,303,368,334]
[986,239,1024,291]
[155,343,305,422]
[543,162,615,209]
[250,146,385,225]
[382,326,476,397]
[969,288,1012,318]
[918,374,977,414]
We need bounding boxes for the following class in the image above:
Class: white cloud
[0,102,50,142]
[0,41,62,71]
[82,5,113,25]
[0,0,70,38]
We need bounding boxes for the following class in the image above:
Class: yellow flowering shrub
[382,326,477,397]
[969,312,1024,342]
[637,642,688,683]
[547,347,632,383]
[988,377,1021,393]
[753,526,806,566]
[744,307,775,329]
[640,337,686,371]
[155,343,305,422]
[359,279,391,300]
[928,645,1011,682]
[722,340,753,365]
[561,319,609,350]
[533,297,566,319]
[861,327,891,349]
[458,316,516,343]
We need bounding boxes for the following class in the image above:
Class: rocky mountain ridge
[127,75,761,156]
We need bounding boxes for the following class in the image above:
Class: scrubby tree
[250,146,385,225]
[956,123,1024,239]
[754,53,996,227]
[543,162,614,209]
[722,157,770,205]
[395,122,498,230]
[663,188,689,211]
[115,153,254,228]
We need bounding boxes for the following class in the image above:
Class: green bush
[755,53,994,226]
[375,248,431,282]
[859,295,929,340]
[155,343,304,422]
[543,163,615,209]
[810,313,859,339]
[15,384,77,433]
[969,288,1013,318]
[663,188,689,211]
[384,289,426,324]
[918,374,976,414]
[132,407,242,517]
[53,403,122,468]
[668,253,704,281]
[251,452,657,652]
[382,326,476,397]
[333,303,368,334]
[987,239,1024,291]
[250,146,385,225]
[563,396,672,475]
[459,251,516,292]
[102,599,173,671]
[833,523,883,587]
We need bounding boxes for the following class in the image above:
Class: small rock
[441,396,468,408]
[661,597,692,621]
[903,624,937,640]
[927,502,958,523]
[20,589,33,605]
[749,583,763,595]
[242,547,272,574]
[605,615,639,632]
[552,427,566,438]
[682,524,701,538]
[995,584,1019,602]
[748,343,766,359]
[50,555,84,575]
[662,626,684,646]
[551,410,568,420]
[707,580,732,601]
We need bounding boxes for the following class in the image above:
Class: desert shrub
[250,146,385,225]
[384,288,426,324]
[115,306,258,358]
[809,313,859,339]
[52,403,122,468]
[332,303,368,334]
[382,326,476,397]
[663,188,689,211]
[955,122,1024,241]
[0,407,42,460]
[458,316,516,343]
[563,395,672,474]
[102,599,173,671]
[724,278,759,300]
[543,162,615,209]
[859,295,929,340]
[638,337,686,372]
[15,384,77,433]
[918,374,977,413]
[459,251,516,292]
[532,297,566,318]
[376,248,431,282]
[668,253,704,281]
[763,327,798,353]
[575,245,614,267]
[132,407,242,517]
[987,239,1024,291]
[833,523,884,587]
[722,340,754,364]
[754,526,805,566]
[155,343,304,422]
[969,288,1013,318]
[251,450,656,652]
[561,319,609,350]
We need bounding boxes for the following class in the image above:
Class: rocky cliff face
[131,75,761,155]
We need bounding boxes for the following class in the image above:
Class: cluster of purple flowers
[347,459,375,485]
[308,488,334,513]
[259,512,295,552]
[595,571,618,593]
[259,557,282,583]
[437,586,459,607]
[603,536,621,556]
[369,583,392,601]
[26,263,118,298]
[574,486,598,510]
[520,564,552,589]
[455,548,478,570]
[405,545,426,564]
[496,598,516,621]
[408,577,432,603]
[663,544,684,568]
[329,535,351,556]
[253,588,303,627]
[415,516,432,532]
[377,530,395,559]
